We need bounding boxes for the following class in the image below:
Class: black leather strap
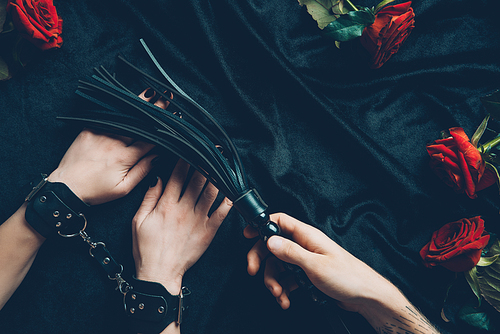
[124,277,190,334]
[24,174,90,238]
[89,242,122,278]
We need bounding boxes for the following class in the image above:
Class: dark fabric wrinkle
[1,0,500,333]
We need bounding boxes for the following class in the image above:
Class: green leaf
[477,239,500,312]
[0,55,12,81]
[298,0,349,30]
[479,133,500,156]
[465,267,482,307]
[323,8,375,42]
[486,163,500,194]
[484,163,500,195]
[472,114,490,148]
[457,305,495,331]
[0,0,8,34]
[480,90,500,120]
[477,254,500,267]
[374,0,396,13]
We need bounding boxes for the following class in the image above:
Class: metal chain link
[67,214,132,295]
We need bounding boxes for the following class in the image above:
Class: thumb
[132,177,163,227]
[120,155,157,193]
[267,236,312,270]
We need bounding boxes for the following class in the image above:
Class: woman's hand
[47,88,165,205]
[132,159,233,294]
[48,129,155,205]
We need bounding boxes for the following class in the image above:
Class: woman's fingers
[207,197,233,232]
[182,170,208,208]
[138,88,171,109]
[127,140,155,159]
[132,177,163,227]
[195,180,219,215]
[161,159,190,204]
[120,155,157,195]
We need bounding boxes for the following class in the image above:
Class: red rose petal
[420,217,490,272]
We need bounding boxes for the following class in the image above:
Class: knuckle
[282,242,294,259]
[203,186,218,202]
[192,175,206,189]
[131,215,139,226]
[117,186,130,197]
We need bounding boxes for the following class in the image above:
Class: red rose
[420,217,490,272]
[6,0,63,50]
[360,1,414,69]
[426,127,496,199]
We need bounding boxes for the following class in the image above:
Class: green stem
[479,135,500,155]
[345,0,358,11]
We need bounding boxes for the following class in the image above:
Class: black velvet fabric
[1,0,500,333]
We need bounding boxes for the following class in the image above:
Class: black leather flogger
[124,277,190,334]
[58,39,350,334]
[24,174,90,238]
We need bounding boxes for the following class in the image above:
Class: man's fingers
[277,286,292,310]
[264,256,283,298]
[267,236,313,272]
[270,213,331,254]
[243,225,259,239]
[246,239,269,276]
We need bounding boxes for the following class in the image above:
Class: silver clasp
[109,266,131,295]
[177,286,191,324]
[25,174,48,202]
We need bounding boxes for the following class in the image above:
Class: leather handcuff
[24,173,189,334]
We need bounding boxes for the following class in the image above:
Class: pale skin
[244,214,441,334]
[1,89,438,333]
[132,159,232,334]
[0,89,232,334]
[0,128,156,309]
[0,89,159,310]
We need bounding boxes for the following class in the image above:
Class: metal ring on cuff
[89,241,107,257]
[57,213,88,238]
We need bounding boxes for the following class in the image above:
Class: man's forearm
[360,284,440,334]
[0,203,45,309]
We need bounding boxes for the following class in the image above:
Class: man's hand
[244,213,440,333]
[245,213,392,312]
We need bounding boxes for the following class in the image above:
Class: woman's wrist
[13,203,46,243]
[135,270,184,295]
[47,169,87,203]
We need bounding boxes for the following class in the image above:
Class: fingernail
[150,176,159,188]
[144,88,155,98]
[268,237,282,252]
